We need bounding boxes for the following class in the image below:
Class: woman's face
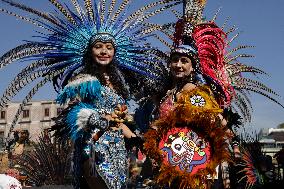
[169,54,193,79]
[91,41,115,66]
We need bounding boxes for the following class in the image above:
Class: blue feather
[56,79,103,104]
[66,102,98,140]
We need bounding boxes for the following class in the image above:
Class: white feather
[76,108,97,131]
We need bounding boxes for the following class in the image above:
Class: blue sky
[0,0,283,132]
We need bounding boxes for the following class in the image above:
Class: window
[0,111,5,119]
[44,108,50,117]
[263,143,275,148]
[23,110,29,118]
[57,108,63,116]
[0,131,4,150]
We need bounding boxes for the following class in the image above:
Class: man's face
[19,131,27,141]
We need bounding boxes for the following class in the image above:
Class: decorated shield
[159,127,211,175]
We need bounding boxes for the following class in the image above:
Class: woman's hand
[106,104,133,124]
[103,114,115,122]
[117,122,136,138]
[96,104,136,138]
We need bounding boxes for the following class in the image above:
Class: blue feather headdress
[0,0,182,140]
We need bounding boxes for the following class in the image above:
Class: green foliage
[277,123,284,128]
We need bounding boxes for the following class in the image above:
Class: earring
[188,73,195,83]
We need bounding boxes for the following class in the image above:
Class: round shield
[159,127,211,175]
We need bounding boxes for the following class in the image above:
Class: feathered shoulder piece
[177,85,222,112]
[56,74,102,105]
[156,85,223,132]
[157,85,223,129]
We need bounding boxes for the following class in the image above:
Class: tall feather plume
[153,34,173,49]
[227,31,241,45]
[127,0,181,30]
[139,23,163,34]
[111,0,131,23]
[6,71,61,141]
[221,16,230,30]
[236,89,253,111]
[237,86,284,109]
[183,0,207,24]
[0,58,63,108]
[235,92,252,122]
[227,63,267,76]
[225,54,255,64]
[0,59,52,108]
[70,0,84,21]
[48,0,76,25]
[124,0,179,25]
[211,7,221,23]
[0,8,54,31]
[107,0,117,21]
[158,22,176,40]
[171,8,181,19]
[225,25,237,35]
[84,0,94,21]
[99,0,106,23]
[1,0,60,26]
[0,43,55,69]
[226,45,255,58]
[0,71,46,108]
[238,78,279,96]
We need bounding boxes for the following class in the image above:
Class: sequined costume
[0,0,182,188]
[55,74,128,188]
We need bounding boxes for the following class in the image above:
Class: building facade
[259,128,284,158]
[0,101,63,150]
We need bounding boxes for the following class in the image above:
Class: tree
[277,123,284,128]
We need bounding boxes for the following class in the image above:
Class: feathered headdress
[0,0,182,140]
[172,0,234,107]
[153,0,283,122]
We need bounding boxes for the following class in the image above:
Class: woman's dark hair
[83,43,130,99]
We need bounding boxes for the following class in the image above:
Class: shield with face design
[159,127,211,175]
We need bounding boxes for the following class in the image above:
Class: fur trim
[76,108,97,132]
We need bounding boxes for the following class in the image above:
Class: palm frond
[16,133,72,185]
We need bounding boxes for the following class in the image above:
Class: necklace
[102,73,112,88]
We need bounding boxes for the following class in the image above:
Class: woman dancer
[0,0,182,188]
[143,0,283,188]
[144,33,232,189]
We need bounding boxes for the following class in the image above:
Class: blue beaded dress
[55,74,128,189]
